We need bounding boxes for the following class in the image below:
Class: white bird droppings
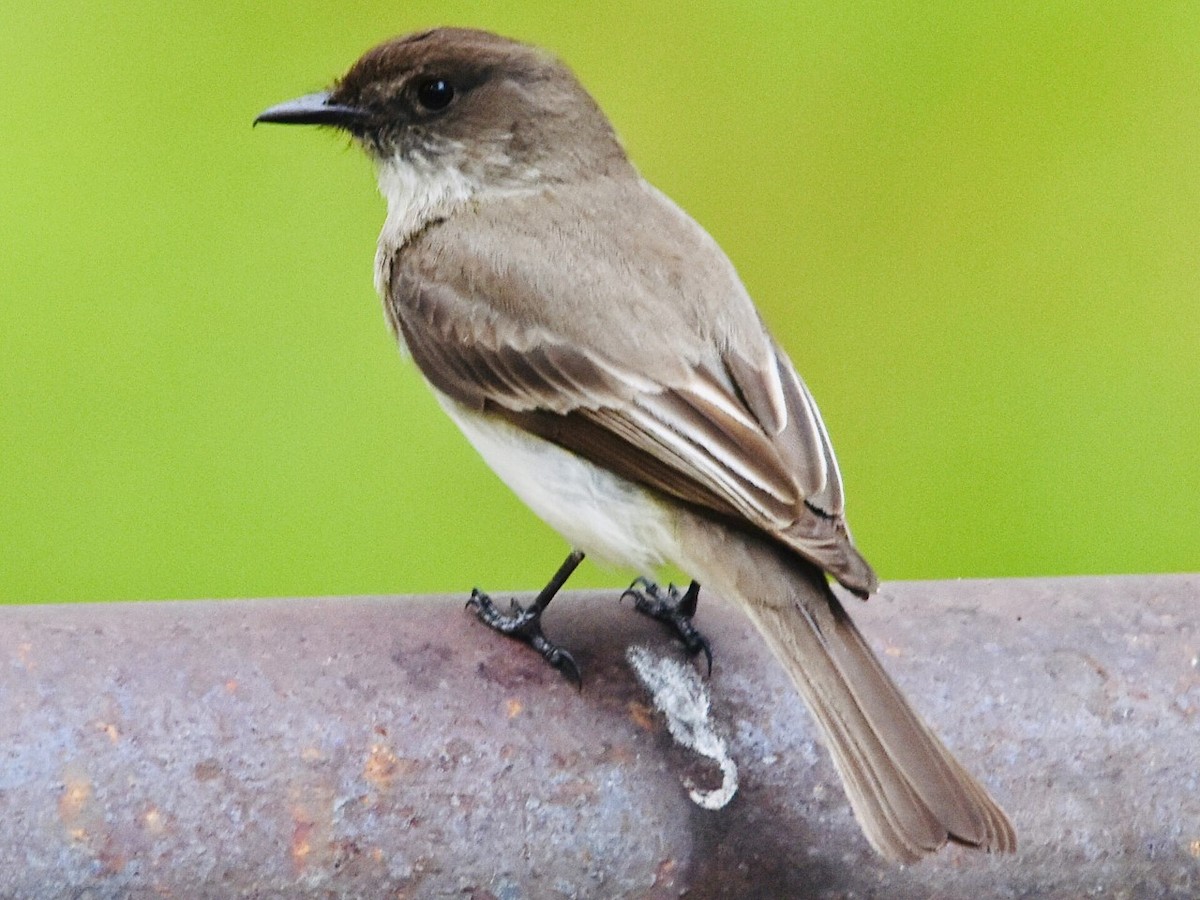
[626,645,738,810]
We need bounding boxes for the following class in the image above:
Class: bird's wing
[387,263,876,594]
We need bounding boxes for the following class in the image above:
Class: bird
[255,26,1016,862]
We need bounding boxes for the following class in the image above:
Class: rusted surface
[1,575,1197,898]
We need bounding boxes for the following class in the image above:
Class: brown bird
[256,27,1016,862]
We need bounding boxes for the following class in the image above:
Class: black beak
[253,91,369,128]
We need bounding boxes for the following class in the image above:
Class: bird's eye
[415,77,455,111]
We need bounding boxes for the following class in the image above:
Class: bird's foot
[467,588,581,687]
[622,577,712,674]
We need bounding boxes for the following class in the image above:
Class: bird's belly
[434,391,676,573]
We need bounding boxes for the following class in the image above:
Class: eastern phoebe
[256,27,1015,862]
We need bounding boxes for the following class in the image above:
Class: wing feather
[392,273,876,592]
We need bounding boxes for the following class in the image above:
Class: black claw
[620,576,655,604]
[544,645,582,689]
[466,588,581,687]
[624,578,714,675]
[695,636,713,677]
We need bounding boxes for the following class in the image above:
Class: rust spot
[58,773,92,825]
[1081,652,1111,681]
[141,805,166,835]
[1189,839,1200,858]
[94,720,120,744]
[551,750,582,770]
[364,743,419,788]
[627,700,657,731]
[883,644,905,658]
[95,839,127,877]
[652,857,680,890]
[289,783,335,874]
[597,742,636,765]
[57,765,126,872]
[506,698,523,718]
[224,679,238,694]
[301,746,324,762]
[194,758,222,781]
[365,743,399,788]
[292,819,315,869]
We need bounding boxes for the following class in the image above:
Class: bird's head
[256,28,629,191]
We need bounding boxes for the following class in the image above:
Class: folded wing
[389,271,877,594]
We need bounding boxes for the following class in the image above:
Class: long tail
[673,514,1016,862]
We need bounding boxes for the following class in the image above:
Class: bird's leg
[467,549,585,687]
[622,577,713,674]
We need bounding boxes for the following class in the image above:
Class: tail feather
[675,515,1016,862]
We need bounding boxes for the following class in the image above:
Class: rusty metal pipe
[2,575,1198,897]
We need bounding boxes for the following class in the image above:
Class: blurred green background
[2,2,1197,604]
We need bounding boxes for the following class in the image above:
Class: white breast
[434,390,678,574]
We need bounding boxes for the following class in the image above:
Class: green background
[2,2,1196,604]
